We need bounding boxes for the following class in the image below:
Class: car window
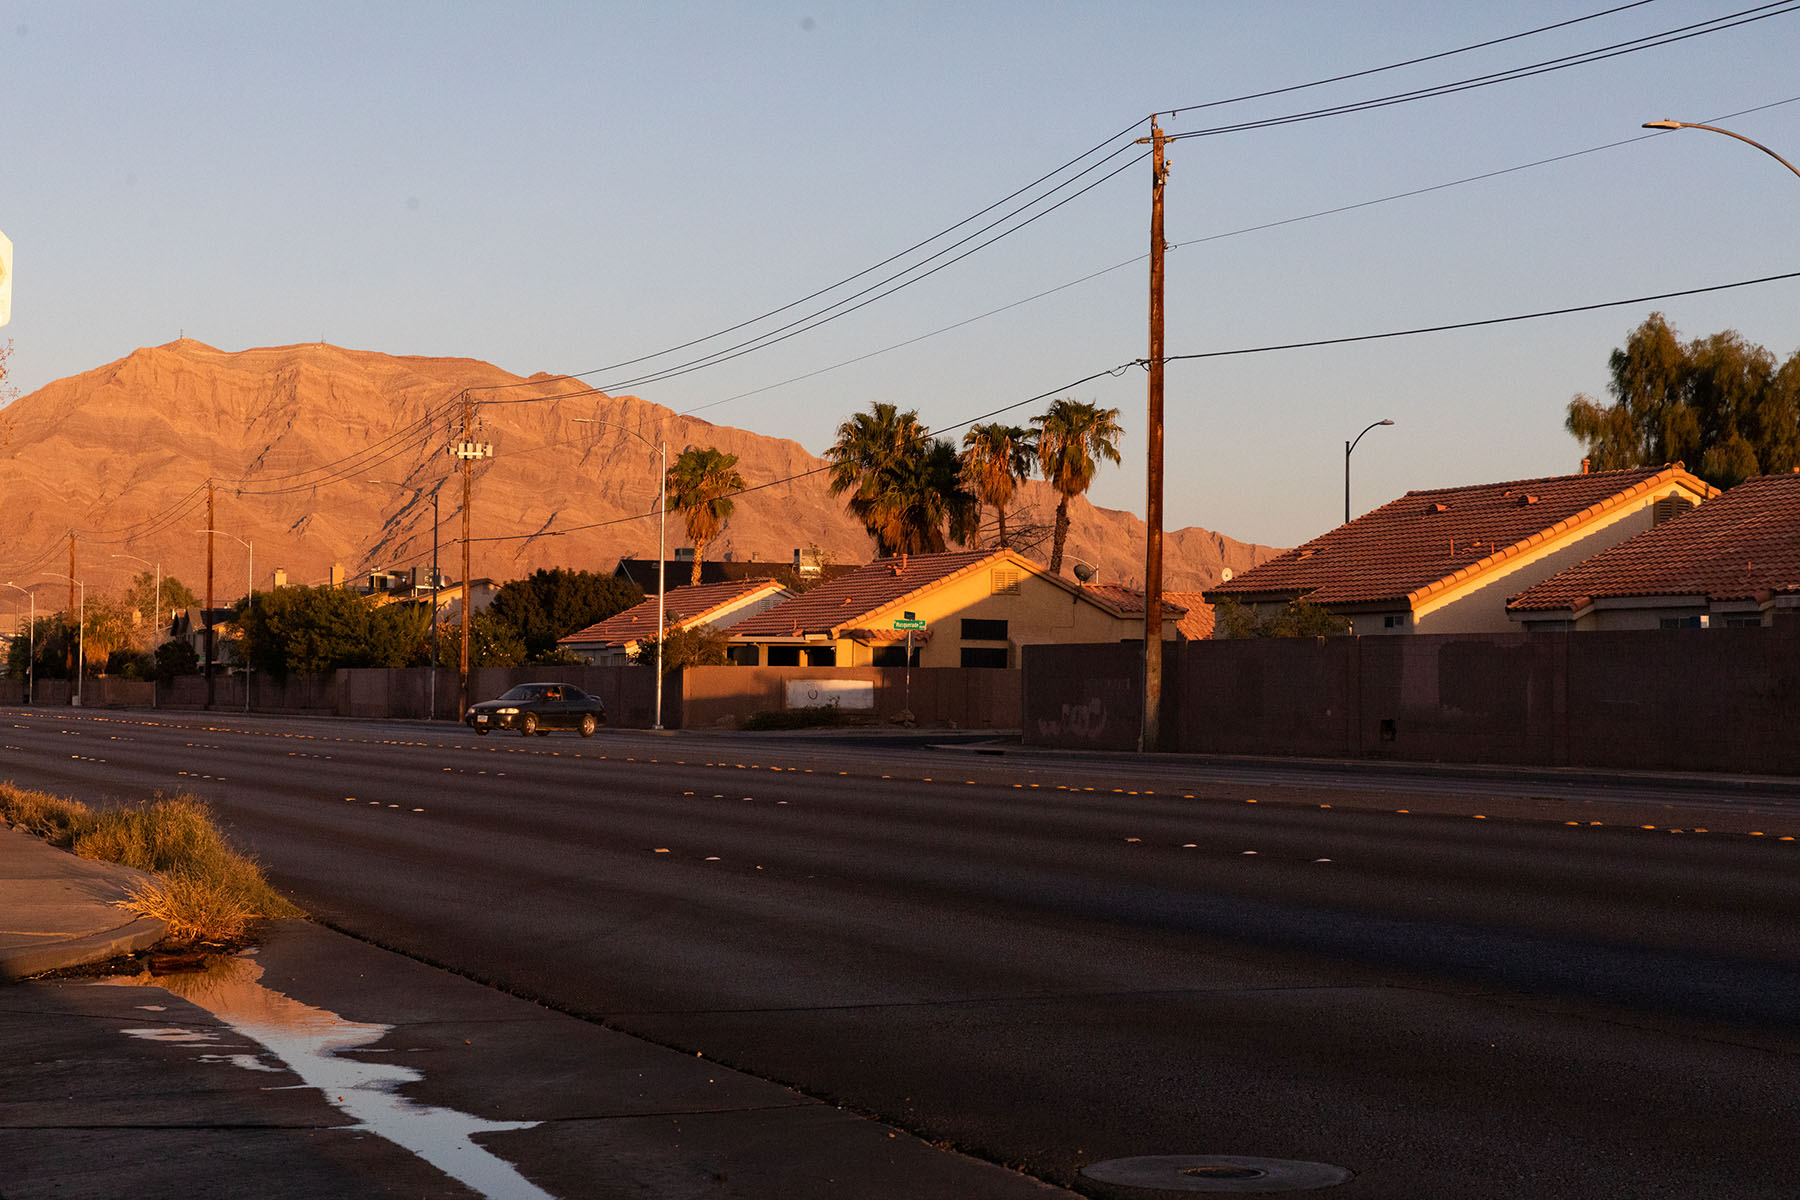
[500,685,533,701]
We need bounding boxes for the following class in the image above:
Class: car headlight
[496,707,519,715]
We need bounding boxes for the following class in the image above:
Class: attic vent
[1517,494,1539,506]
[1431,502,1450,513]
[1652,495,1695,525]
[991,569,1021,595]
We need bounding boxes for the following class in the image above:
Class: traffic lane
[5,714,1798,1023]
[14,708,1800,835]
[177,762,1800,1032]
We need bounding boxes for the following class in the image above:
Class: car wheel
[520,713,538,737]
[474,726,488,736]
[578,714,597,737]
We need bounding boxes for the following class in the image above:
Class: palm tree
[960,423,1035,548]
[1033,398,1123,574]
[828,403,978,556]
[665,446,747,584]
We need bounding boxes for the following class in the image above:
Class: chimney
[1581,457,1591,474]
[272,567,287,589]
[330,563,345,588]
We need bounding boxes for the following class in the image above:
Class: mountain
[0,339,1278,605]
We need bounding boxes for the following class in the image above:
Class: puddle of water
[98,955,556,1200]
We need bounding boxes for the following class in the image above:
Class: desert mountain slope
[0,340,1278,604]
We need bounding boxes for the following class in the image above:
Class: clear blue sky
[4,1,1798,549]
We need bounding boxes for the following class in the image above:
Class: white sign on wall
[785,678,875,711]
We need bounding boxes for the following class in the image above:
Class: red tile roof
[1205,466,1714,608]
[1077,583,1189,622]
[560,578,789,647]
[730,550,1005,639]
[1507,473,1800,613]
[1164,591,1215,640]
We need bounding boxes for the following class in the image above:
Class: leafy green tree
[960,423,1036,548]
[1034,398,1123,574]
[11,615,73,680]
[488,569,642,660]
[630,619,730,672]
[1566,312,1800,489]
[827,402,978,556]
[366,602,433,668]
[1213,596,1350,639]
[122,572,199,648]
[233,586,376,679]
[433,612,526,669]
[666,447,747,585]
[154,639,199,681]
[82,594,136,669]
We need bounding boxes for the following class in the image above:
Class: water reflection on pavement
[97,953,556,1200]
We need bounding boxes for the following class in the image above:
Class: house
[170,605,242,668]
[1506,472,1800,630]
[1204,466,1717,635]
[558,579,795,665]
[724,548,1184,668]
[613,552,853,595]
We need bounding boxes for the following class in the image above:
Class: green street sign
[893,618,926,630]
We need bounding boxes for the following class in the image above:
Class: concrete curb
[0,915,168,981]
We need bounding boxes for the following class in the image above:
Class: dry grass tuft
[1,783,301,944]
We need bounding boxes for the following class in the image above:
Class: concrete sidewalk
[0,827,168,980]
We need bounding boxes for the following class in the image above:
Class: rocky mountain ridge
[0,339,1278,605]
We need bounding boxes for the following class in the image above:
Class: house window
[872,645,920,667]
[1722,614,1764,628]
[1659,615,1707,629]
[961,618,1008,641]
[991,569,1021,595]
[961,646,1009,668]
[766,646,802,666]
[1383,614,1408,629]
[806,647,837,667]
[726,645,759,666]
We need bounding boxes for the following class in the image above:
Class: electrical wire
[1163,0,1665,118]
[1166,3,1800,142]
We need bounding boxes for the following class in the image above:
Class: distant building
[725,548,1184,668]
[612,550,853,595]
[1507,472,1800,630]
[1205,466,1716,635]
[558,579,794,665]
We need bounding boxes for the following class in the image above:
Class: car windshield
[498,685,542,702]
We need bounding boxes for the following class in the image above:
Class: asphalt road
[4,706,1799,1199]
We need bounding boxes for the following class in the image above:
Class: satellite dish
[1072,561,1097,583]
[1220,567,1234,582]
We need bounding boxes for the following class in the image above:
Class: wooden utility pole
[450,392,492,718]
[1139,116,1169,753]
[66,532,75,680]
[204,480,215,709]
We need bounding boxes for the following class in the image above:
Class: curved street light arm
[1643,120,1800,182]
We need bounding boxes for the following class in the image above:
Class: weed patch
[0,783,301,945]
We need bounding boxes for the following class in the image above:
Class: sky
[4,1,1799,550]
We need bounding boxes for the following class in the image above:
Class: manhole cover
[1081,1155,1354,1193]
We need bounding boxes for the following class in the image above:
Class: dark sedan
[464,683,607,737]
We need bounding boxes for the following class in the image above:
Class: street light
[575,417,667,730]
[196,529,252,714]
[111,553,162,709]
[1642,120,1800,182]
[39,572,84,707]
[368,478,442,721]
[1346,419,1395,525]
[2,582,34,704]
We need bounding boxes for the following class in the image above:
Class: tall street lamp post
[111,553,162,709]
[40,572,84,707]
[1642,120,1800,181]
[575,417,667,731]
[1346,419,1395,525]
[2,582,33,704]
[369,479,442,721]
[197,529,252,714]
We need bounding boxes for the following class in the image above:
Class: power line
[1166,3,1800,142]
[1164,0,1665,118]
